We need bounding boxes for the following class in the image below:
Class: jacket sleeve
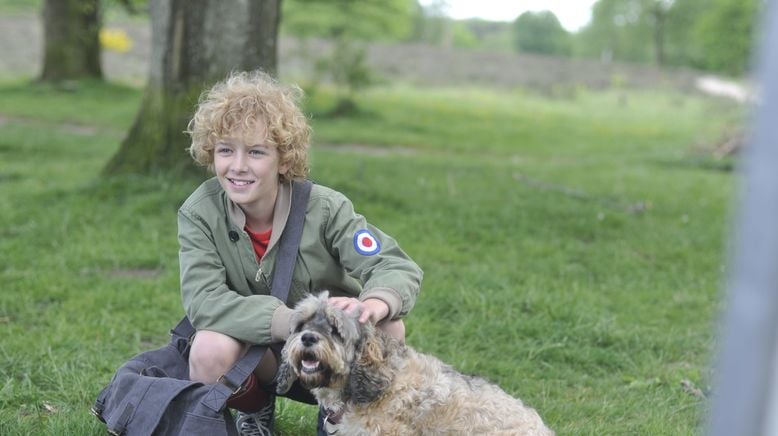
[321,192,423,319]
[178,209,292,345]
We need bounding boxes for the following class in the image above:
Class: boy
[180,70,423,435]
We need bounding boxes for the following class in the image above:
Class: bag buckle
[90,406,106,423]
[216,374,243,395]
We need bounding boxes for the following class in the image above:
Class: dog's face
[276,292,363,392]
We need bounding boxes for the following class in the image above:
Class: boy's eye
[249,149,266,157]
[216,146,232,154]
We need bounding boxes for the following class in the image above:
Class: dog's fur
[276,292,554,435]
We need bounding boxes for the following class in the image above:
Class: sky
[418,0,599,32]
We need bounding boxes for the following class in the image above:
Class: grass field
[0,78,743,435]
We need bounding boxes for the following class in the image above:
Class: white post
[708,1,778,435]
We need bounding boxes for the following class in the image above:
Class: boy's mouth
[228,178,255,186]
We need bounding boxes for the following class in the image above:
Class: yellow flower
[100,28,133,53]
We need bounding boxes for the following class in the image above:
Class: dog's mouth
[300,353,323,374]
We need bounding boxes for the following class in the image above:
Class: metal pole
[708,1,778,435]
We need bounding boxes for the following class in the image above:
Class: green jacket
[178,178,423,345]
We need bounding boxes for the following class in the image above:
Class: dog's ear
[275,347,297,395]
[329,307,360,346]
[345,333,391,404]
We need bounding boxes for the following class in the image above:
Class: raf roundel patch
[353,229,381,256]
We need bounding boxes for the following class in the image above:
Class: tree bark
[40,0,103,81]
[651,4,666,66]
[103,0,282,177]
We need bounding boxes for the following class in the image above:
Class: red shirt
[245,226,272,260]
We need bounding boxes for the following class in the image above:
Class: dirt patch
[0,113,101,135]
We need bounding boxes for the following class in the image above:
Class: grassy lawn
[0,78,742,435]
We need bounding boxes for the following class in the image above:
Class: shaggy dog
[276,292,554,435]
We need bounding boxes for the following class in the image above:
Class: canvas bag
[92,180,314,436]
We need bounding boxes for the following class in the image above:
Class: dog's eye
[293,324,304,333]
[331,325,342,339]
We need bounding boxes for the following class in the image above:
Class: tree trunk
[652,6,666,66]
[40,0,103,82]
[103,0,282,177]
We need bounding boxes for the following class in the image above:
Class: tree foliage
[406,0,478,48]
[576,0,760,75]
[513,10,571,56]
[662,0,712,68]
[312,38,373,116]
[576,0,656,63]
[282,0,414,40]
[282,0,415,116]
[694,0,759,75]
[458,19,513,51]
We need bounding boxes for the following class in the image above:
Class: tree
[40,0,103,82]
[695,0,759,75]
[282,0,414,115]
[575,0,760,74]
[513,10,571,56]
[103,0,282,176]
[576,0,680,65]
[663,0,713,68]
[458,19,513,51]
[408,0,451,47]
[283,0,413,41]
[644,0,673,66]
[577,0,654,63]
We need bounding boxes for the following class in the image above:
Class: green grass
[0,79,742,435]
[0,0,39,13]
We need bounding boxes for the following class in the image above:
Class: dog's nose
[301,333,319,347]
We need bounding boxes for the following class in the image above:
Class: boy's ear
[278,158,290,175]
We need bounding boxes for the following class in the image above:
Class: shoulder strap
[202,180,312,413]
[270,179,313,304]
[200,345,266,414]
[164,180,312,414]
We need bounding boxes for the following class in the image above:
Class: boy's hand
[327,296,389,324]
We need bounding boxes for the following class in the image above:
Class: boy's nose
[232,151,248,171]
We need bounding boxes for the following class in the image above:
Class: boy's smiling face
[213,122,289,218]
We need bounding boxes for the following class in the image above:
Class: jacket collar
[226,180,292,252]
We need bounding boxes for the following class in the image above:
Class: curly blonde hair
[186,70,311,183]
